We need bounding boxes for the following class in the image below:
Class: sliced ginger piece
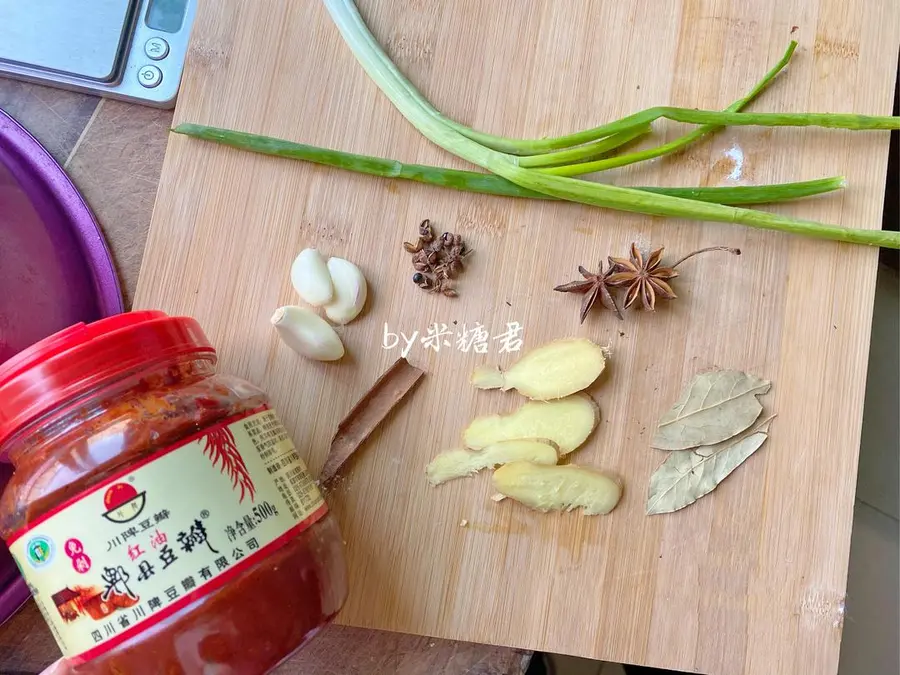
[463,393,599,455]
[470,338,605,400]
[425,439,559,486]
[492,461,622,515]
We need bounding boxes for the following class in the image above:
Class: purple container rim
[0,107,124,319]
[0,106,125,626]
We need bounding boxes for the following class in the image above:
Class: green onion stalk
[173,40,837,207]
[174,38,842,208]
[317,0,900,248]
[461,40,800,163]
[539,41,798,175]
[173,124,845,207]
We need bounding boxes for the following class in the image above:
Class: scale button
[138,65,163,88]
[144,37,170,61]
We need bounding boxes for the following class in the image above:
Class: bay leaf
[646,418,773,515]
[651,370,770,450]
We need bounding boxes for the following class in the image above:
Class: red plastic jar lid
[0,311,215,451]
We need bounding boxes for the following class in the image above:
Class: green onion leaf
[172,123,844,206]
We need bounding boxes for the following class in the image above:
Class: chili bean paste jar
[0,311,347,674]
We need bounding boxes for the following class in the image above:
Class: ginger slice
[463,393,599,455]
[425,439,559,486]
[470,338,605,400]
[492,461,621,515]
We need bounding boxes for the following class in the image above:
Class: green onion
[451,105,899,155]
[516,39,796,165]
[172,123,845,206]
[334,5,897,155]
[517,126,650,168]
[477,105,900,157]
[322,0,900,248]
[544,41,799,176]
[634,179,846,205]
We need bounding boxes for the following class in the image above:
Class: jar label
[7,408,327,663]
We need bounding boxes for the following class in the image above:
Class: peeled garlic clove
[291,248,334,306]
[323,257,368,325]
[271,306,344,361]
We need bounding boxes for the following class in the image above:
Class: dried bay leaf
[651,370,770,450]
[647,418,773,515]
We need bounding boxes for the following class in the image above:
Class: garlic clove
[291,248,334,306]
[271,306,344,361]
[323,257,368,325]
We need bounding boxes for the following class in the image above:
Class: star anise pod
[607,243,741,311]
[554,261,623,323]
[606,243,678,311]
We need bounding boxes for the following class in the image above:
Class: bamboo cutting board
[135,1,899,673]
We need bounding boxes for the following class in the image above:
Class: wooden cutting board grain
[135,1,900,673]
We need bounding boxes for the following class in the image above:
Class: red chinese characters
[65,538,92,574]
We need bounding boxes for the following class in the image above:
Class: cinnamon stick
[319,358,425,485]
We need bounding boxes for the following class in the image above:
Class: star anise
[606,243,678,311]
[553,261,623,323]
[607,243,741,311]
[555,243,741,322]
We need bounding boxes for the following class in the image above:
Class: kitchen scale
[0,0,197,108]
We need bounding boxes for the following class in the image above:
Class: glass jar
[0,311,347,674]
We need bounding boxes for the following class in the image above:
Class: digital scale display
[146,0,187,33]
[0,0,196,107]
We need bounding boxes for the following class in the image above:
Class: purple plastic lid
[0,107,124,625]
